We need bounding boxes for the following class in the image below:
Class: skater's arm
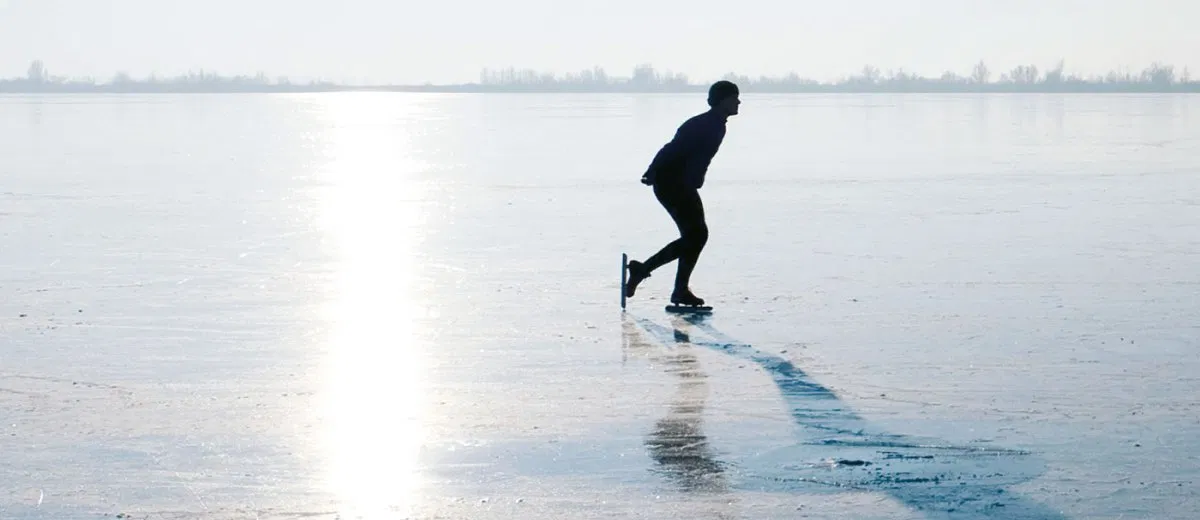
[644,120,698,184]
[644,118,708,184]
[642,143,675,184]
[678,118,725,188]
[644,114,725,187]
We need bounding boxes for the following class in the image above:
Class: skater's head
[707,80,740,116]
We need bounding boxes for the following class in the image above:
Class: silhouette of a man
[624,80,740,307]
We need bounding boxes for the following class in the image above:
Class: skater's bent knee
[682,224,708,247]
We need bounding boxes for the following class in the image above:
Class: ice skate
[665,288,712,314]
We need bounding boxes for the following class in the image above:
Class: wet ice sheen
[1,92,1198,519]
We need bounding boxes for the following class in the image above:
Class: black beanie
[707,80,739,106]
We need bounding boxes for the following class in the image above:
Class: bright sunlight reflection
[313,93,431,519]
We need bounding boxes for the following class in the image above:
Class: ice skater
[624,80,740,308]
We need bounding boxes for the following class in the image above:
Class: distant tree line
[2,59,1198,93]
[0,60,338,93]
[476,61,1199,93]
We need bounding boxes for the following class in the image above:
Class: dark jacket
[642,109,728,190]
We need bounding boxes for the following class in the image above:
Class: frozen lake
[1,92,1198,519]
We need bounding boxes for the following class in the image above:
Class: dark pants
[643,183,709,292]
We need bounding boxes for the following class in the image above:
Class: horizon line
[3,59,1196,89]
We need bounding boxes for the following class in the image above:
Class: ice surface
[1,92,1198,519]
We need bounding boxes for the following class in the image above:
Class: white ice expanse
[1,92,1198,519]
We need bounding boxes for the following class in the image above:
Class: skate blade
[620,253,628,310]
[665,304,712,314]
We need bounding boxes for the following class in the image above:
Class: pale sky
[1,0,1197,84]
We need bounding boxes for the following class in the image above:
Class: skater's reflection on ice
[622,317,730,495]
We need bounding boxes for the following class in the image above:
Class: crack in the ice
[0,387,44,397]
[0,374,133,397]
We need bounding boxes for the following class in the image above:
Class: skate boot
[624,260,650,298]
[670,288,705,307]
[665,287,711,314]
